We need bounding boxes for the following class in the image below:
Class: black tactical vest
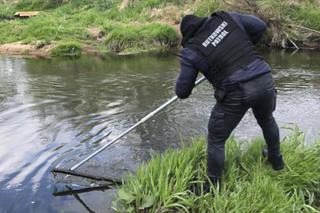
[185,11,259,87]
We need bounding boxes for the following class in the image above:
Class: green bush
[105,23,178,52]
[50,41,82,57]
[290,5,320,30]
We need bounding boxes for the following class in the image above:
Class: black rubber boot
[191,181,211,196]
[191,177,218,196]
[262,148,284,171]
[268,154,284,170]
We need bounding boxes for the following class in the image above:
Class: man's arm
[175,49,199,99]
[229,12,267,44]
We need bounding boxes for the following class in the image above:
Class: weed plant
[290,5,320,30]
[113,130,320,212]
[50,41,82,57]
[105,23,178,52]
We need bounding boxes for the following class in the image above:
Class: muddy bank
[0,42,105,58]
[0,42,52,58]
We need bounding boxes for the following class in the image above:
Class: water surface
[0,50,319,212]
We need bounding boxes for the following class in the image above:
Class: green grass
[1,0,320,55]
[194,0,225,17]
[14,0,62,10]
[112,130,320,212]
[290,5,320,30]
[256,0,320,30]
[50,41,82,57]
[105,23,178,52]
[0,1,179,54]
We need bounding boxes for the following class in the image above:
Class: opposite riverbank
[113,129,320,212]
[1,0,320,57]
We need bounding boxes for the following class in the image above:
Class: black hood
[180,15,207,47]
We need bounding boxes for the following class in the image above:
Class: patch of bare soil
[82,44,102,56]
[0,41,105,58]
[0,42,54,58]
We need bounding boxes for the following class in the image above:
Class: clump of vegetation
[113,130,320,212]
[34,39,50,49]
[234,0,320,48]
[50,41,82,57]
[14,0,64,10]
[194,0,225,16]
[105,23,178,53]
[290,5,320,30]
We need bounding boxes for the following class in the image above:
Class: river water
[0,50,319,213]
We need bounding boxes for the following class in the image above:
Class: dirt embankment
[0,28,104,58]
[0,42,52,57]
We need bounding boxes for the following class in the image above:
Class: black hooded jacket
[176,12,270,99]
[180,15,208,47]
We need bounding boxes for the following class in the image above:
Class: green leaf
[118,189,135,204]
[139,195,155,209]
[126,206,134,213]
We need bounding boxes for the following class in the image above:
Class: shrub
[50,41,82,57]
[290,5,320,30]
[105,23,178,52]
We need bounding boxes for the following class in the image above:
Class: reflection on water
[0,50,320,212]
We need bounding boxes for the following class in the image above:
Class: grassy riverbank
[1,0,320,57]
[112,130,320,212]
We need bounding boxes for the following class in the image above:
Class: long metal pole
[70,76,206,171]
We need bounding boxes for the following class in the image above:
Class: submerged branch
[53,184,112,196]
[51,168,122,184]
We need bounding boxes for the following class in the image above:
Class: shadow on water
[0,50,320,212]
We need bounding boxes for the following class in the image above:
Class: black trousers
[207,73,280,180]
